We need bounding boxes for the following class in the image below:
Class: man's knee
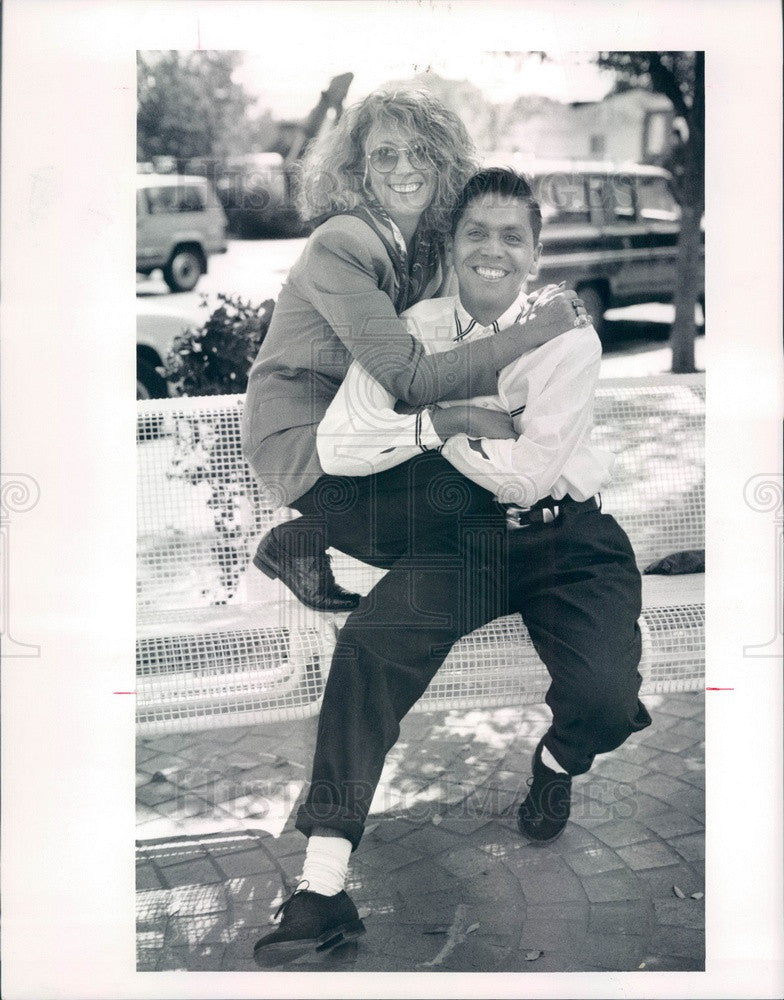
[579,685,651,751]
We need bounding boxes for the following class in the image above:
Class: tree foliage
[597,52,704,373]
[137,51,257,169]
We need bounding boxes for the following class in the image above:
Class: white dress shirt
[317,289,614,507]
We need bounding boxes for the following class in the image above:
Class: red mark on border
[114,691,137,695]
[705,687,734,690]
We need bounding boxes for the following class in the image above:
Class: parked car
[136,309,196,399]
[136,174,228,293]
[210,152,308,239]
[486,158,704,339]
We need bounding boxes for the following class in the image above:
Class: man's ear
[527,242,543,279]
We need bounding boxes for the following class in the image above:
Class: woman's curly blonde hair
[296,89,478,239]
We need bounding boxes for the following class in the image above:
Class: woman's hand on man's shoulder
[516,287,589,349]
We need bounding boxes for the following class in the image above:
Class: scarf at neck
[343,199,445,313]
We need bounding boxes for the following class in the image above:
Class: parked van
[486,158,704,338]
[136,174,228,292]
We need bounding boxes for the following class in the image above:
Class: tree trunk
[671,205,701,373]
[670,51,704,374]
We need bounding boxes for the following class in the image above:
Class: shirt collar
[454,289,532,340]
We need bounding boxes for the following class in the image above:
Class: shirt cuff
[416,408,444,453]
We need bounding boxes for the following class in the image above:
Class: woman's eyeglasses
[366,144,430,174]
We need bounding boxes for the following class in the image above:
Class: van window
[145,184,207,215]
[638,175,681,222]
[535,173,590,225]
[588,174,636,220]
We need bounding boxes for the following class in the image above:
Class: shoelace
[525,771,569,820]
[273,879,311,921]
[524,775,544,820]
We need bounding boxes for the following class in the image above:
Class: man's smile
[472,265,511,281]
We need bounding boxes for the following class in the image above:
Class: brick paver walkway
[136,690,704,972]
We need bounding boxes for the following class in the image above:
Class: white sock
[300,835,351,896]
[541,744,569,774]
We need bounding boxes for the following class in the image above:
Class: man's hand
[431,405,517,442]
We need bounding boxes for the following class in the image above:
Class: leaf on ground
[364,823,378,837]
[524,949,543,961]
[357,907,371,919]
[673,885,686,898]
[431,814,443,825]
[690,891,704,900]
[466,923,480,934]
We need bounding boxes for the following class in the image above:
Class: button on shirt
[316,289,614,507]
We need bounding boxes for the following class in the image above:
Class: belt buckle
[505,502,561,529]
[505,504,531,529]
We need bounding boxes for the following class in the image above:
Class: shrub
[161,293,275,396]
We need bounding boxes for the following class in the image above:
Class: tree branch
[647,53,690,118]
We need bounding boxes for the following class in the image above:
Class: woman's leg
[254,458,428,610]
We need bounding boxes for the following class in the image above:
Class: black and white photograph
[135,43,708,976]
[2,2,782,998]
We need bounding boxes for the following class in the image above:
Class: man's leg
[508,500,651,841]
[254,457,508,964]
[295,454,509,846]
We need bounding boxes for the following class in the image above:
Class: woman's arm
[304,218,581,406]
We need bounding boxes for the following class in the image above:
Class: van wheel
[137,358,168,399]
[576,285,607,342]
[163,249,203,292]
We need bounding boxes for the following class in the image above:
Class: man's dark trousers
[277,454,651,851]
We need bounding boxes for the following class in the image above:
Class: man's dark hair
[450,167,543,242]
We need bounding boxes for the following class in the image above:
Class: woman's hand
[518,284,591,348]
[493,284,591,359]
[430,405,517,442]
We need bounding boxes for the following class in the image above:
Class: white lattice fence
[136,375,704,734]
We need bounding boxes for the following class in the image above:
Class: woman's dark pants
[273,454,650,851]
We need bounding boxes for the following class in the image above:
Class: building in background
[498,88,675,165]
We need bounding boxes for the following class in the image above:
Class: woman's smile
[364,124,437,234]
[388,181,424,195]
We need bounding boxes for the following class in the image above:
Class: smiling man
[318,165,651,846]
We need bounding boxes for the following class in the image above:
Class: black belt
[503,494,600,529]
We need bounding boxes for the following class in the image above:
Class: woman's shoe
[253,529,361,612]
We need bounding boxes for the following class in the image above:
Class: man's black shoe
[253,529,361,612]
[517,739,572,844]
[253,887,366,967]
